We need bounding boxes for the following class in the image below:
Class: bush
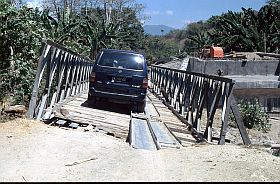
[229,98,271,133]
[0,59,35,106]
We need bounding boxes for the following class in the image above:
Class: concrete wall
[233,88,280,114]
[186,57,280,115]
[187,58,280,76]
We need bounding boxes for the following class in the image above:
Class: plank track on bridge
[27,40,251,146]
[52,89,197,146]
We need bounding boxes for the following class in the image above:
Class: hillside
[143,25,175,36]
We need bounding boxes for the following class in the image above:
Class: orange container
[210,46,224,58]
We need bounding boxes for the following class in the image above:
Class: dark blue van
[88,49,148,112]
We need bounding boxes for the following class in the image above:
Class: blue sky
[25,0,267,29]
[137,0,267,29]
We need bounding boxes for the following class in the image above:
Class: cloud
[144,11,160,15]
[165,10,173,16]
[26,0,42,9]
[145,10,174,16]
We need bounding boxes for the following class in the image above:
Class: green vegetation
[0,0,146,107]
[165,0,280,56]
[229,98,271,133]
[0,0,279,107]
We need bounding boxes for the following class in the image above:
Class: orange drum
[210,46,224,58]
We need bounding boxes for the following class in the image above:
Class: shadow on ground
[81,100,131,115]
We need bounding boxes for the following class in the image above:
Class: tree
[0,2,45,105]
[79,16,119,59]
[41,8,80,44]
[186,32,211,56]
[209,4,279,53]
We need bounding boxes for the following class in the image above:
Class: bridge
[26,40,251,150]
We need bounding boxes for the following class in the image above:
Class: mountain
[143,25,175,36]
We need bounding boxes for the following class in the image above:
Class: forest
[0,0,279,107]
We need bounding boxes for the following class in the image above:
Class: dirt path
[0,118,279,182]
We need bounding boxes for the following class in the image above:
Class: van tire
[87,94,96,107]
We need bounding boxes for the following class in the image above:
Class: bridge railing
[150,65,251,145]
[26,40,94,120]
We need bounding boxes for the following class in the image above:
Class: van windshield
[98,52,144,70]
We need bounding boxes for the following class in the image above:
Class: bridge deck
[27,40,251,146]
[52,90,196,146]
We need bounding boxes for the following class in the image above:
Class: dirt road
[0,119,279,182]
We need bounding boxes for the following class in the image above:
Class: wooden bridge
[26,40,251,150]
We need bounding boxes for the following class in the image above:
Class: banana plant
[79,16,119,60]
[186,32,211,53]
[41,8,79,45]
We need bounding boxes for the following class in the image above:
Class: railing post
[149,64,251,145]
[27,40,94,119]
[26,42,50,118]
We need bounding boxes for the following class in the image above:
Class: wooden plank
[60,103,130,119]
[59,110,106,122]
[55,113,129,132]
[73,119,128,137]
[147,89,198,145]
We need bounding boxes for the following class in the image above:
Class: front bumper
[88,87,146,103]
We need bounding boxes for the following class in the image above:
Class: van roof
[100,48,144,56]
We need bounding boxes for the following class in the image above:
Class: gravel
[0,118,279,182]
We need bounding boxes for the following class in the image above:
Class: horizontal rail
[151,64,234,83]
[44,40,91,60]
[26,40,94,120]
[150,65,250,145]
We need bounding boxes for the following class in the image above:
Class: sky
[25,0,267,29]
[137,0,267,29]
